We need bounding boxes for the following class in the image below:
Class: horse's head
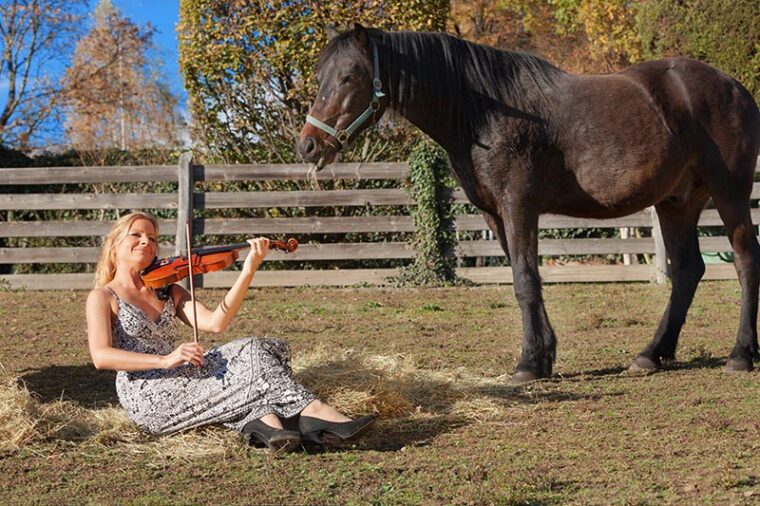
[297,24,388,170]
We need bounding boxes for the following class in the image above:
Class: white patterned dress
[105,287,316,435]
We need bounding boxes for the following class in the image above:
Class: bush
[636,0,759,102]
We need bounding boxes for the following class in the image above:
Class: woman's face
[117,218,157,268]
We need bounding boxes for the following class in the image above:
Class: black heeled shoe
[299,415,376,441]
[300,430,327,454]
[242,419,302,453]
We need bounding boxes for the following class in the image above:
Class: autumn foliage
[63,0,183,155]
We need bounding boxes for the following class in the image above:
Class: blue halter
[306,43,385,148]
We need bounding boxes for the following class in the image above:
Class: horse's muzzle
[297,135,319,163]
[297,125,338,170]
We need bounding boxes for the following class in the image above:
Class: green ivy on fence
[391,141,468,287]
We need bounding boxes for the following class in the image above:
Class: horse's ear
[353,22,369,49]
[326,25,340,41]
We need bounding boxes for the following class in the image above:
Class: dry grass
[1,346,518,456]
[0,364,137,452]
[0,365,246,458]
[295,346,523,423]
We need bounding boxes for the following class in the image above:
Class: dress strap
[104,286,121,301]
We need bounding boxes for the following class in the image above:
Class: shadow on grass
[548,365,629,382]
[296,356,618,452]
[325,416,473,453]
[667,355,725,371]
[545,353,726,382]
[466,383,617,404]
[19,365,119,408]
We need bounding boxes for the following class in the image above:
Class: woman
[86,212,374,452]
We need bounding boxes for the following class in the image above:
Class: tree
[178,0,450,164]
[450,0,641,73]
[637,0,759,103]
[0,0,87,149]
[63,0,184,155]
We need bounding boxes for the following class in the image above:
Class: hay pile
[1,369,90,451]
[0,366,235,457]
[1,348,518,453]
[293,346,515,422]
[293,347,424,417]
[0,369,42,451]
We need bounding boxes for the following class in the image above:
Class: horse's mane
[319,28,566,139]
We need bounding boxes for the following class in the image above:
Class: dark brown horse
[297,24,760,382]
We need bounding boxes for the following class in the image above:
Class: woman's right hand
[162,342,205,369]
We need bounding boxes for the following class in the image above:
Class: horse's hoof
[511,370,539,385]
[628,355,659,372]
[725,358,753,373]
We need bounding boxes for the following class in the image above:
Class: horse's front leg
[501,205,557,383]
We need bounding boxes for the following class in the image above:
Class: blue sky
[111,0,185,101]
[0,0,186,146]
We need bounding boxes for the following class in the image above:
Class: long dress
[104,287,316,435]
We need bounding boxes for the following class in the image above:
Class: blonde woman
[86,212,374,451]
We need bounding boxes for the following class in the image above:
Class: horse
[297,24,760,383]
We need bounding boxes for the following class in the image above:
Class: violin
[143,223,297,345]
[141,238,298,289]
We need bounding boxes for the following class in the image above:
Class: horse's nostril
[298,136,318,161]
[305,137,316,155]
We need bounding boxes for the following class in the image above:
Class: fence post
[651,206,668,284]
[176,151,194,289]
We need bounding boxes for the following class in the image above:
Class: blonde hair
[93,212,159,288]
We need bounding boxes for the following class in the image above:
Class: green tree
[178,0,449,164]
[637,0,759,102]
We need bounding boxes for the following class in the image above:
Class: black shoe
[300,430,327,454]
[242,419,302,453]
[299,415,376,441]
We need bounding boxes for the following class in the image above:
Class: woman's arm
[173,237,269,334]
[86,289,204,371]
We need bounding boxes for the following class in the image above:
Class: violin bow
[185,221,200,344]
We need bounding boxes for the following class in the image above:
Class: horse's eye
[340,75,353,85]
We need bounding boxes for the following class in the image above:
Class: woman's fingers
[177,342,204,367]
[248,237,270,256]
[165,344,199,369]
[243,237,270,273]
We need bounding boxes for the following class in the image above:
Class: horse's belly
[557,130,689,216]
[551,161,695,218]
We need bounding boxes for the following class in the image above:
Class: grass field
[1,282,759,505]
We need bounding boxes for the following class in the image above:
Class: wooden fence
[1,153,758,290]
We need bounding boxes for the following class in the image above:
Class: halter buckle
[335,130,350,144]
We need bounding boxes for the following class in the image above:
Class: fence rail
[2,156,758,290]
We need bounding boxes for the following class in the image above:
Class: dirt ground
[1,282,758,505]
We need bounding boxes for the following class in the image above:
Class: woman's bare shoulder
[87,287,116,309]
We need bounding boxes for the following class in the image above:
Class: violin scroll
[270,238,298,253]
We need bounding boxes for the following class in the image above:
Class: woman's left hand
[243,237,270,275]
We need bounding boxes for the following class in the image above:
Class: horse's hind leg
[710,195,760,371]
[631,190,710,370]
[483,211,510,262]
